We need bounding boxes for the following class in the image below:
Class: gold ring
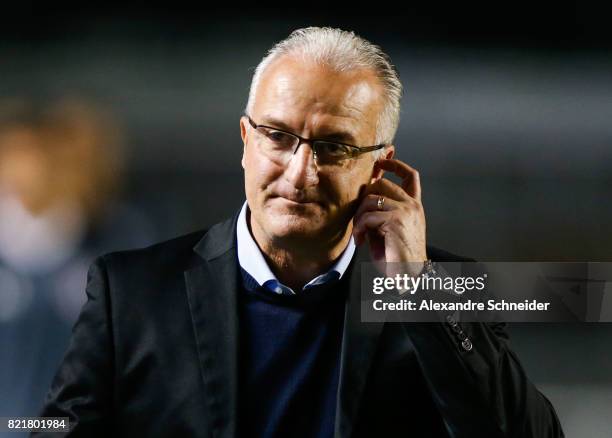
[377,196,385,210]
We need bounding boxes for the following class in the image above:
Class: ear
[240,116,248,169]
[370,145,395,182]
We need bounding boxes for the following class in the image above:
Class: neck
[249,214,352,292]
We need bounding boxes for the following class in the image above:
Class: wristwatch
[420,259,437,278]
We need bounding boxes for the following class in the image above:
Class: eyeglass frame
[245,115,387,162]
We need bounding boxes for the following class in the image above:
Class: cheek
[325,168,370,206]
[344,162,373,196]
[243,149,283,192]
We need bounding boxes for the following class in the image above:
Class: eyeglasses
[245,115,386,167]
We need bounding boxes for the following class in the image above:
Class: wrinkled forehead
[252,56,384,141]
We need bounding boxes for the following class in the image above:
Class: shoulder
[98,228,208,280]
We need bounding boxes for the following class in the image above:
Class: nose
[283,141,319,189]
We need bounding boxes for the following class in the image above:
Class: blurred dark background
[0,2,610,436]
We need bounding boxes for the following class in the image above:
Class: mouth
[272,195,320,206]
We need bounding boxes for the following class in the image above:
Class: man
[37,27,564,437]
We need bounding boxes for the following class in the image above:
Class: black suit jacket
[36,211,564,437]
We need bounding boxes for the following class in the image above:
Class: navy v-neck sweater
[237,268,350,438]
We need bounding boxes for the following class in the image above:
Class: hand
[352,159,427,275]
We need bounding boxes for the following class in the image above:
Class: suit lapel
[335,246,385,438]
[184,214,240,438]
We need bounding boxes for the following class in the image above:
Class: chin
[265,214,326,241]
[265,199,322,222]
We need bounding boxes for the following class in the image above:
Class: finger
[353,193,402,221]
[376,159,421,202]
[352,211,389,245]
[364,177,411,202]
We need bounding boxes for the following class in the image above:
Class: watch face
[424,260,436,276]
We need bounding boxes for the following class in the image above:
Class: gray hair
[245,27,403,148]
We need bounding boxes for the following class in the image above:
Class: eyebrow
[261,116,358,145]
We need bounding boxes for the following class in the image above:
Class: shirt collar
[236,201,355,293]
